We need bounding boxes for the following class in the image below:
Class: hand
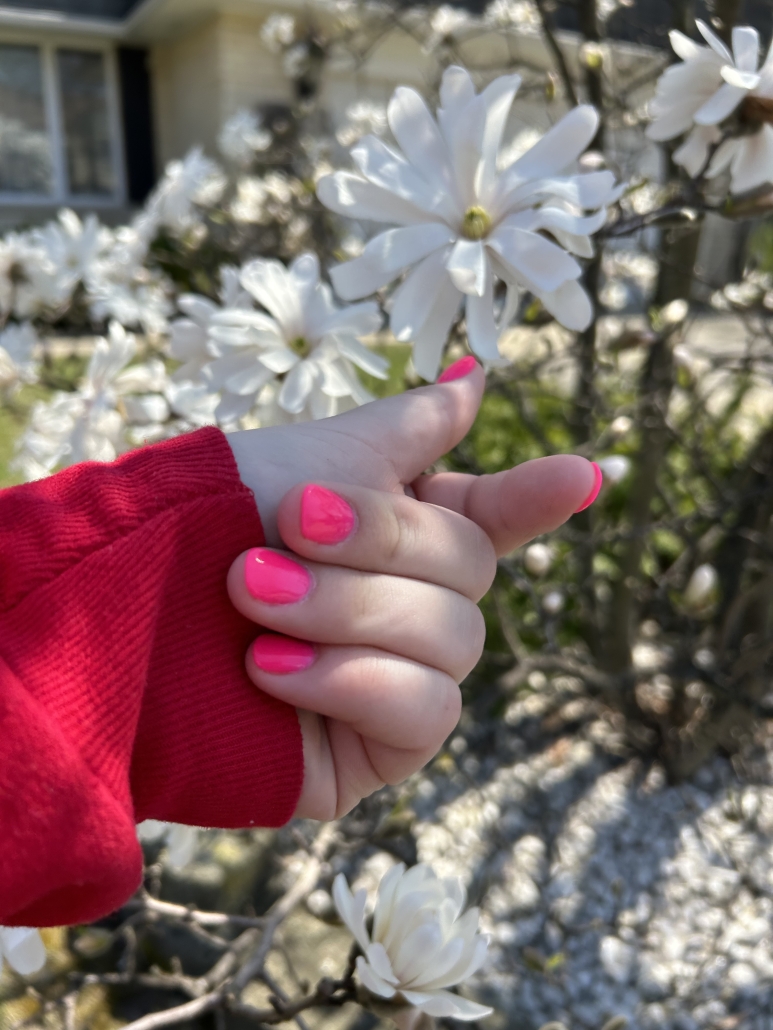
[227,360,599,819]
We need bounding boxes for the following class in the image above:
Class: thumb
[332,356,484,483]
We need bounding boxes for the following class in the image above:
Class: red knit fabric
[0,427,303,928]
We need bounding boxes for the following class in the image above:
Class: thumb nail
[437,355,478,384]
[574,462,603,513]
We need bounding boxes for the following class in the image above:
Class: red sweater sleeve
[0,427,303,928]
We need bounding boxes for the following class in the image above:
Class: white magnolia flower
[0,928,46,977]
[199,253,386,423]
[648,22,773,193]
[0,231,70,318]
[137,821,199,869]
[0,322,38,391]
[13,323,169,480]
[425,5,472,50]
[145,149,226,233]
[33,209,109,296]
[219,109,271,166]
[333,864,492,1023]
[230,176,268,224]
[483,0,539,32]
[319,66,618,379]
[261,13,296,53]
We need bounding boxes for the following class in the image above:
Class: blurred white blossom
[0,928,46,977]
[648,21,773,193]
[137,821,199,869]
[524,542,554,577]
[484,0,539,31]
[145,148,226,234]
[334,863,492,1022]
[336,101,389,146]
[13,323,170,480]
[684,564,719,613]
[0,322,38,392]
[319,66,618,379]
[597,454,631,483]
[219,109,271,166]
[261,13,296,53]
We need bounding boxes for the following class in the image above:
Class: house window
[0,40,123,205]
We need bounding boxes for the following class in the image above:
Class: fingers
[414,454,600,557]
[246,638,461,751]
[329,357,485,482]
[247,637,462,819]
[227,549,485,680]
[276,481,497,602]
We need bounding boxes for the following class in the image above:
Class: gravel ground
[393,684,773,1030]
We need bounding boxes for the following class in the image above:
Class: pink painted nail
[574,462,603,513]
[252,634,317,674]
[301,485,356,545]
[438,355,478,384]
[244,548,312,604]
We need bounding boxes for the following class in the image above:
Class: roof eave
[0,4,124,37]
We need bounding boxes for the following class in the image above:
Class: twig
[534,0,579,106]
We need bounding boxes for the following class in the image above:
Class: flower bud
[597,455,631,484]
[684,564,718,613]
[525,542,553,577]
[542,590,565,615]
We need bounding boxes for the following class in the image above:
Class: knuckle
[460,602,487,675]
[383,499,420,567]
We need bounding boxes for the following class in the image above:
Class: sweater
[0,427,303,928]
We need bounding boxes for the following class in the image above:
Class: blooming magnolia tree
[2,0,773,1027]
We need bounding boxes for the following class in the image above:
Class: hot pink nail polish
[301,485,356,545]
[438,355,478,384]
[574,462,603,513]
[244,548,312,604]
[252,634,317,674]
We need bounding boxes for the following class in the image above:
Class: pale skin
[227,363,597,821]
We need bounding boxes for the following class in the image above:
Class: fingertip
[437,355,480,384]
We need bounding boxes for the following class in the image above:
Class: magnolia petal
[336,337,389,378]
[318,359,353,398]
[673,125,720,177]
[694,82,747,125]
[669,29,704,63]
[166,825,199,869]
[439,65,475,114]
[278,360,316,414]
[466,280,502,364]
[122,394,170,424]
[445,238,487,297]
[258,348,298,374]
[732,25,760,73]
[489,226,581,292]
[178,293,218,325]
[1,929,46,976]
[401,989,493,1021]
[357,956,397,999]
[721,66,760,89]
[209,309,281,333]
[240,259,303,336]
[540,278,593,331]
[549,227,595,259]
[322,301,382,341]
[331,224,454,300]
[169,320,207,360]
[390,248,453,342]
[387,87,451,195]
[373,863,407,944]
[525,205,608,237]
[696,19,733,65]
[225,362,276,397]
[405,936,466,990]
[333,874,371,952]
[365,943,400,985]
[391,922,444,983]
[729,125,773,193]
[215,391,257,424]
[508,105,598,179]
[317,172,428,227]
[136,819,168,842]
[351,135,448,217]
[203,353,258,390]
[405,273,461,383]
[475,73,522,201]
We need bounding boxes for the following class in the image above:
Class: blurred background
[1,1,773,1029]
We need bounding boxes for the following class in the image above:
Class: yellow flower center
[461,206,492,241]
[290,335,311,356]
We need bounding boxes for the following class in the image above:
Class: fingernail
[301,484,356,545]
[574,462,603,513]
[252,634,317,674]
[438,355,478,384]
[244,548,312,604]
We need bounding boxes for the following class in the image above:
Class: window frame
[0,33,126,208]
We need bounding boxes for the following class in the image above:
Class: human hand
[227,358,600,819]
